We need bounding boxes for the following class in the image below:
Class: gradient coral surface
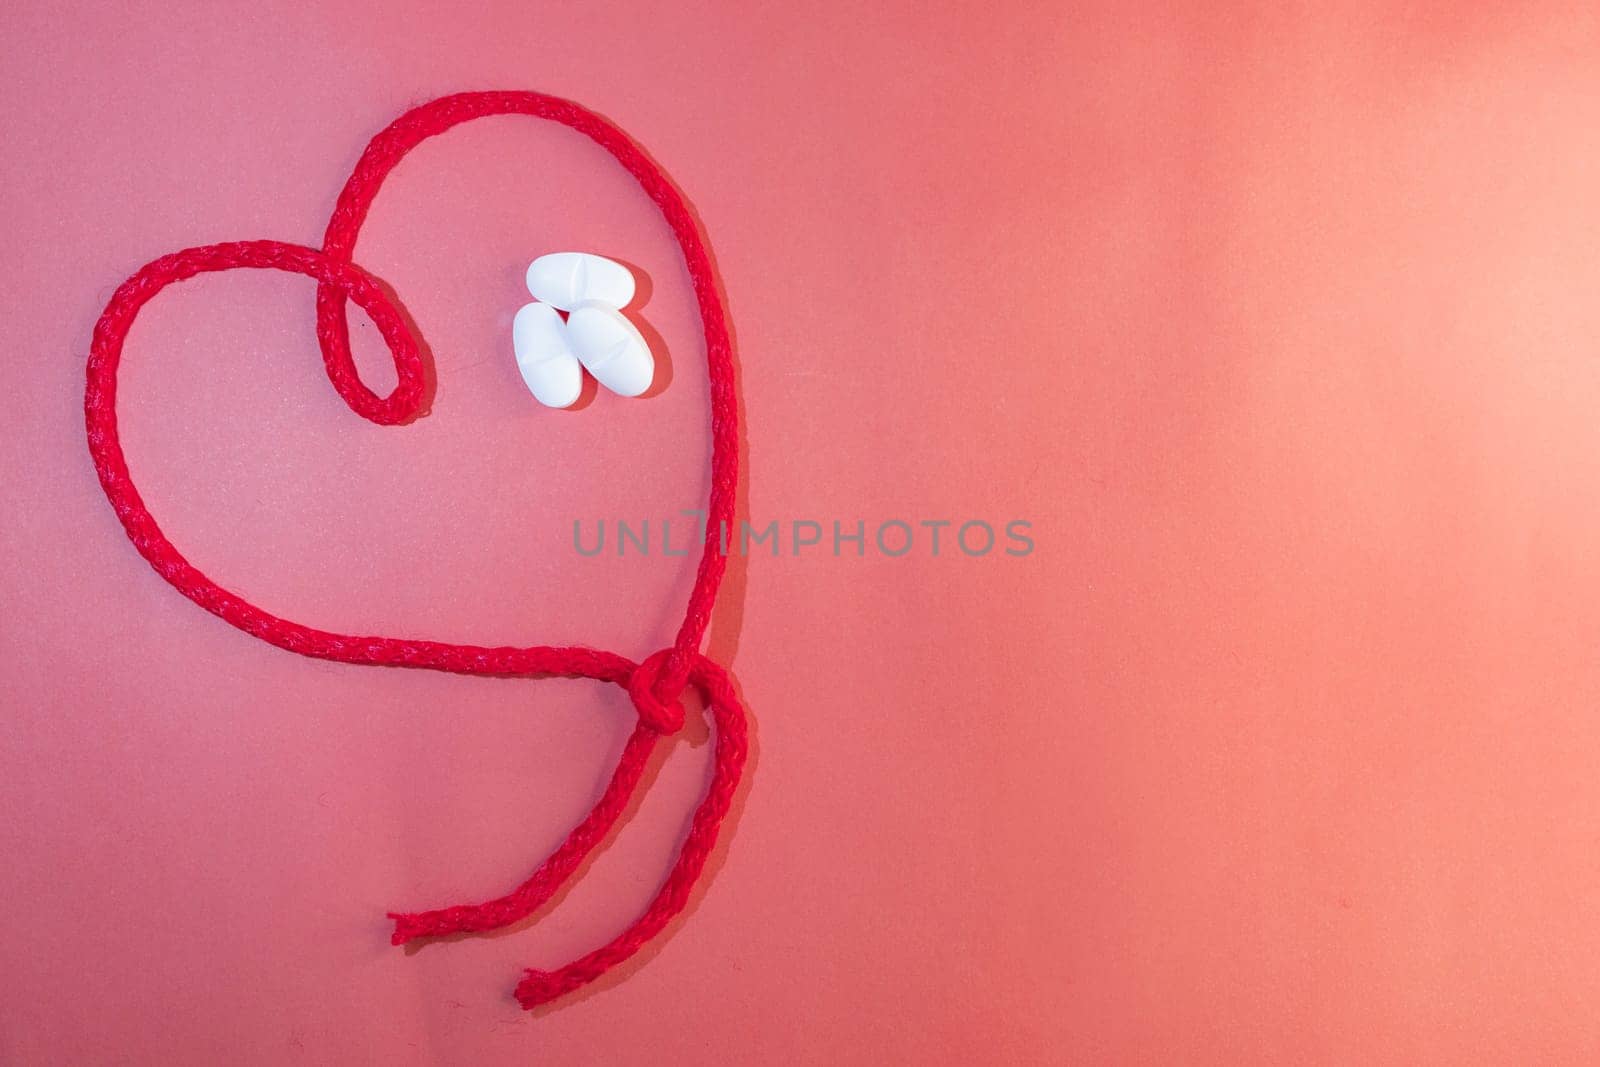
[5,2,1600,1064]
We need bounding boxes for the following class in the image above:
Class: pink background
[6,1,1600,1063]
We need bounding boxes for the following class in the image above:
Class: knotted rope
[83,92,748,1010]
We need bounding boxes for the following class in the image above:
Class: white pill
[512,302,582,408]
[525,252,636,312]
[565,302,655,398]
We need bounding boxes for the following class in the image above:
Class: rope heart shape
[83,92,749,1010]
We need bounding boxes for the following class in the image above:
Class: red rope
[83,93,749,1010]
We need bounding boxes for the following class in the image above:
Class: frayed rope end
[514,969,573,1010]
[388,912,428,946]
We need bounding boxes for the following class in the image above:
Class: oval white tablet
[525,252,636,312]
[565,302,655,398]
[512,302,582,408]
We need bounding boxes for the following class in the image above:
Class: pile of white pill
[514,252,654,408]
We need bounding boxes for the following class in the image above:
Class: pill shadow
[602,255,673,401]
[562,355,602,411]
